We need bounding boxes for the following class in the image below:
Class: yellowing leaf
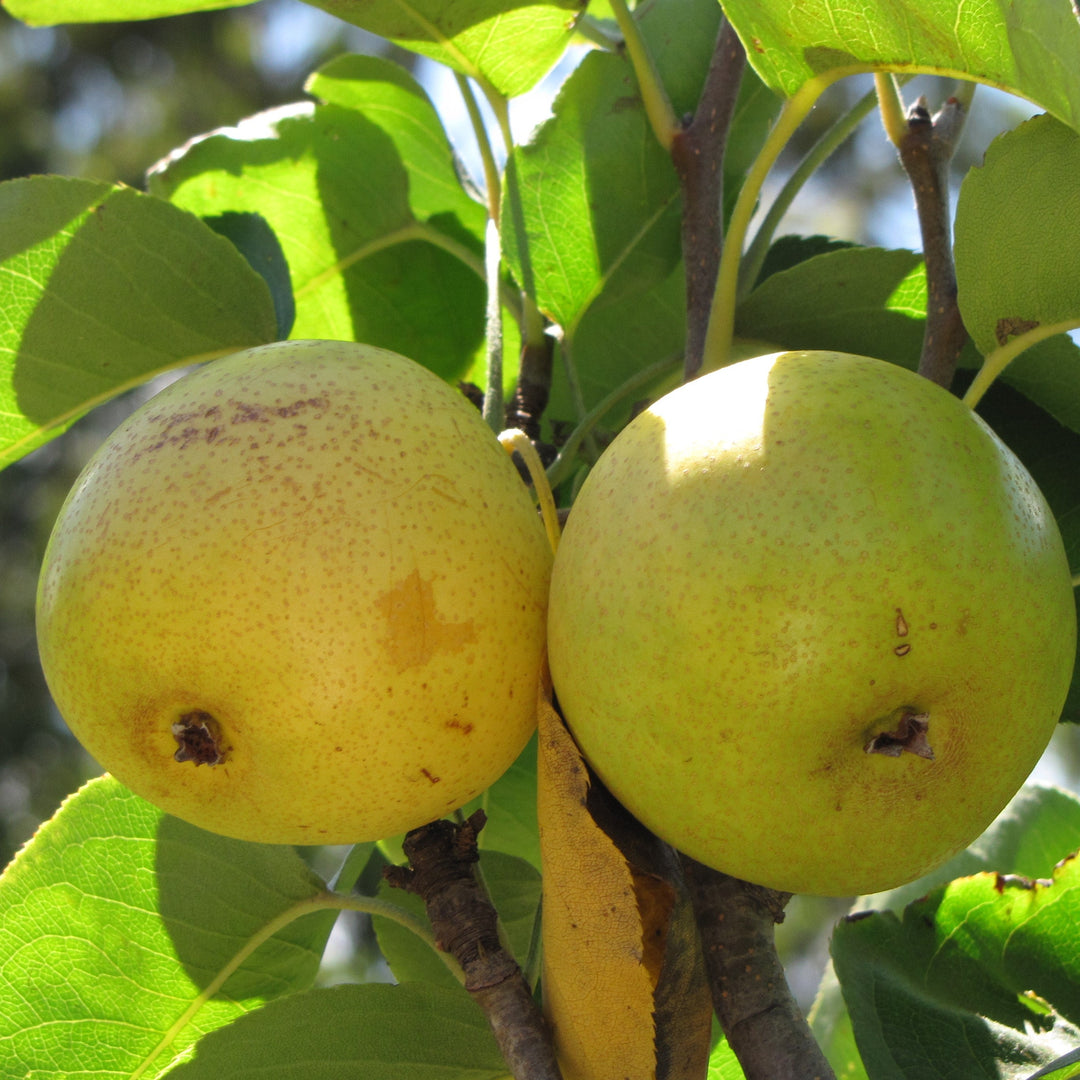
[537,672,657,1080]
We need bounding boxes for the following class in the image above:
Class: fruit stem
[545,352,681,491]
[702,75,835,373]
[608,0,679,151]
[739,80,885,299]
[483,218,505,432]
[500,428,561,554]
[962,318,1080,409]
[455,72,502,221]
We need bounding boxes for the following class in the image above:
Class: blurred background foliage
[2,0,1078,1003]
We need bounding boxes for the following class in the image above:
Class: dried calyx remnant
[172,711,226,765]
[865,710,934,760]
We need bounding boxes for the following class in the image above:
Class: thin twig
[670,18,746,380]
[385,812,563,1080]
[895,90,973,389]
[681,858,836,1080]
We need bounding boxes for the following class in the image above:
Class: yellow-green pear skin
[37,340,552,845]
[548,351,1077,897]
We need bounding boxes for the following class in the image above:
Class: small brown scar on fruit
[895,609,908,637]
[172,711,226,765]
[865,710,934,760]
[894,643,912,656]
[446,718,474,735]
[420,768,441,784]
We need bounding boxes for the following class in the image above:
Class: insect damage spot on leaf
[865,710,934,760]
[995,316,1041,346]
[172,710,227,765]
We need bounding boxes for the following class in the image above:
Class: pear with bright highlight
[37,340,552,844]
[548,350,1076,897]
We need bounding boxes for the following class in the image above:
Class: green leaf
[733,246,936,368]
[148,65,488,382]
[299,0,586,99]
[202,211,296,340]
[832,853,1080,1080]
[501,0,719,340]
[304,54,487,234]
[163,982,508,1078]
[955,114,1080,431]
[0,176,277,469]
[547,261,686,433]
[3,0,256,24]
[0,775,338,1079]
[471,732,541,872]
[720,0,1080,129]
[812,785,1080,1078]
[374,850,541,989]
[707,1034,746,1078]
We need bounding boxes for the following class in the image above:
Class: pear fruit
[548,350,1076,897]
[37,340,552,845]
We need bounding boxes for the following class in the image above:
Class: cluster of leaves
[3,0,1080,1077]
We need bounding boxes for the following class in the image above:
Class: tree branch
[385,812,563,1080]
[681,857,836,1080]
[670,18,746,380]
[896,93,971,389]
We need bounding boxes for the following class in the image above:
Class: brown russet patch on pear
[376,569,477,672]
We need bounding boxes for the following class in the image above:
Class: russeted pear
[548,350,1076,897]
[37,340,552,844]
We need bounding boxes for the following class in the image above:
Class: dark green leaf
[755,235,857,284]
[0,776,337,1079]
[833,854,1080,1080]
[0,176,277,468]
[734,246,934,368]
[721,0,1080,131]
[813,785,1080,1078]
[203,211,296,339]
[956,377,1080,724]
[471,732,541,872]
[164,982,507,1079]
[300,0,586,98]
[955,114,1080,431]
[374,849,541,989]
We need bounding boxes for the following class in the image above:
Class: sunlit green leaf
[0,776,337,1079]
[720,0,1080,130]
[149,63,488,382]
[3,0,255,24]
[299,0,586,98]
[0,176,276,470]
